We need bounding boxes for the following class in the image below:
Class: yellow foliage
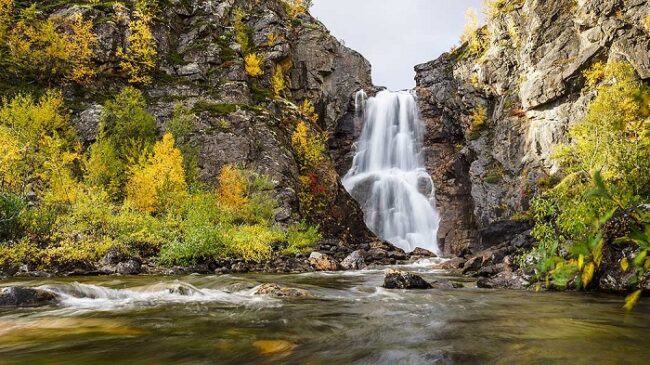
[222,224,284,262]
[6,11,97,84]
[117,18,157,84]
[291,121,325,169]
[0,91,75,195]
[461,8,479,44]
[624,289,642,311]
[267,32,279,46]
[483,0,524,18]
[581,262,595,288]
[0,0,12,43]
[285,0,307,18]
[272,64,286,97]
[245,53,264,77]
[233,7,251,53]
[644,15,650,32]
[217,164,248,209]
[126,134,188,214]
[469,105,488,139]
[621,257,629,272]
[299,99,319,124]
[0,126,22,188]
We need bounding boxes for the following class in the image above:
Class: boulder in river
[308,252,341,271]
[477,272,530,290]
[253,284,311,298]
[383,270,433,289]
[410,247,437,259]
[0,287,57,307]
[341,250,366,270]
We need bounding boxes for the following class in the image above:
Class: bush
[117,16,157,84]
[126,133,188,214]
[4,6,97,84]
[222,224,284,262]
[245,53,264,77]
[272,64,286,97]
[0,192,26,241]
[284,222,321,255]
[529,62,650,289]
[291,121,325,169]
[468,106,488,139]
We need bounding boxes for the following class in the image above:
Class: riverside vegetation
[0,0,327,274]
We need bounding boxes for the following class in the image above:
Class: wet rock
[253,283,311,298]
[115,260,141,275]
[432,257,467,270]
[410,247,437,259]
[428,279,461,290]
[477,272,530,290]
[341,250,366,270]
[0,287,57,307]
[308,252,341,271]
[383,270,433,289]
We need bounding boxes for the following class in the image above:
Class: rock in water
[383,270,433,289]
[253,284,311,298]
[341,250,366,270]
[0,287,57,307]
[410,247,437,258]
[477,272,530,290]
[308,252,341,271]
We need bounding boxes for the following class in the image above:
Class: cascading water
[343,90,441,254]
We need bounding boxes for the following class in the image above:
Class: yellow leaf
[621,257,629,272]
[582,262,595,288]
[645,258,650,270]
[623,289,642,311]
[578,254,585,270]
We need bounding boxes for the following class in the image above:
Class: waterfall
[342,90,441,254]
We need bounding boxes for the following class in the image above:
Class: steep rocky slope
[0,0,417,275]
[415,0,650,257]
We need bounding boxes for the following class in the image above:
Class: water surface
[1,264,649,364]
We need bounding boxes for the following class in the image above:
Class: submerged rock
[410,247,437,259]
[383,270,432,289]
[340,250,366,270]
[253,283,311,298]
[0,287,57,307]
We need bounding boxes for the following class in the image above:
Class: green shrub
[222,224,284,262]
[284,222,321,255]
[528,62,650,291]
[0,191,26,241]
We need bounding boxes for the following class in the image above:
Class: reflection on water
[1,267,649,365]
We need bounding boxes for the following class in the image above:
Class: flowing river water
[1,263,649,364]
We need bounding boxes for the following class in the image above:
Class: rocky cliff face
[415,0,650,256]
[56,0,376,251]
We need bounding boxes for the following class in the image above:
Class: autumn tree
[126,133,187,214]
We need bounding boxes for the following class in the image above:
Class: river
[1,262,649,364]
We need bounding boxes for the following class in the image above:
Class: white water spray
[343,90,440,254]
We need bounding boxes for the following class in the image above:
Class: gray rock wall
[415,0,650,256]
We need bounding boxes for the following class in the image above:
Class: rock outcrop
[28,0,380,258]
[415,0,650,257]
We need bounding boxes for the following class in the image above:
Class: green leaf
[633,250,648,267]
[621,257,629,272]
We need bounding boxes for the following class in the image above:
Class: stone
[308,252,341,271]
[0,287,57,307]
[477,272,530,290]
[115,260,141,275]
[383,270,433,290]
[432,257,467,270]
[410,247,437,258]
[340,250,366,270]
[253,283,311,298]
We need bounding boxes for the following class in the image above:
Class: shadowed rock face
[414,0,650,257]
